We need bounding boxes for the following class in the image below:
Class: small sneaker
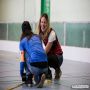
[46,73,52,80]
[55,68,62,80]
[25,80,33,87]
[37,74,45,88]
[22,73,26,82]
[25,75,33,87]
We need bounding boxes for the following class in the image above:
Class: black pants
[47,54,63,74]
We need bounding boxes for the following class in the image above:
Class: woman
[19,21,48,88]
[36,13,63,80]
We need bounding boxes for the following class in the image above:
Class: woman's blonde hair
[35,13,51,40]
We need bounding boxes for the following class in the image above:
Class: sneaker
[37,74,45,88]
[25,80,33,87]
[25,75,33,87]
[22,73,26,82]
[55,68,62,80]
[46,73,52,80]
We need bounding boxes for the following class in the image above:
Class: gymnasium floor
[0,50,90,90]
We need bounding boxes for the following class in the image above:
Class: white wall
[0,1,1,18]
[0,0,2,19]
[0,0,24,23]
[24,0,41,22]
[62,46,90,63]
[0,40,90,63]
[0,0,40,23]
[0,0,89,22]
[51,0,90,22]
[0,40,19,52]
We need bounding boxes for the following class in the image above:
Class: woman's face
[40,17,47,33]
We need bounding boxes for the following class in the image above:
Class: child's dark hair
[22,21,32,33]
[20,21,33,41]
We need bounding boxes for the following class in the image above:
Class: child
[19,21,48,88]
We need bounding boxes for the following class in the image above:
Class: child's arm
[20,51,26,77]
[20,51,25,62]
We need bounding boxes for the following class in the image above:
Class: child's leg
[37,73,46,88]
[25,62,33,86]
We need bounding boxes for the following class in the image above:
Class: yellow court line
[7,82,24,90]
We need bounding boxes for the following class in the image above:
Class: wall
[51,0,90,22]
[0,0,90,63]
[0,0,24,23]
[0,40,90,63]
[0,22,90,48]
[0,0,40,23]
[0,0,90,22]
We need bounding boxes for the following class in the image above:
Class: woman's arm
[45,30,56,54]
[45,42,53,53]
